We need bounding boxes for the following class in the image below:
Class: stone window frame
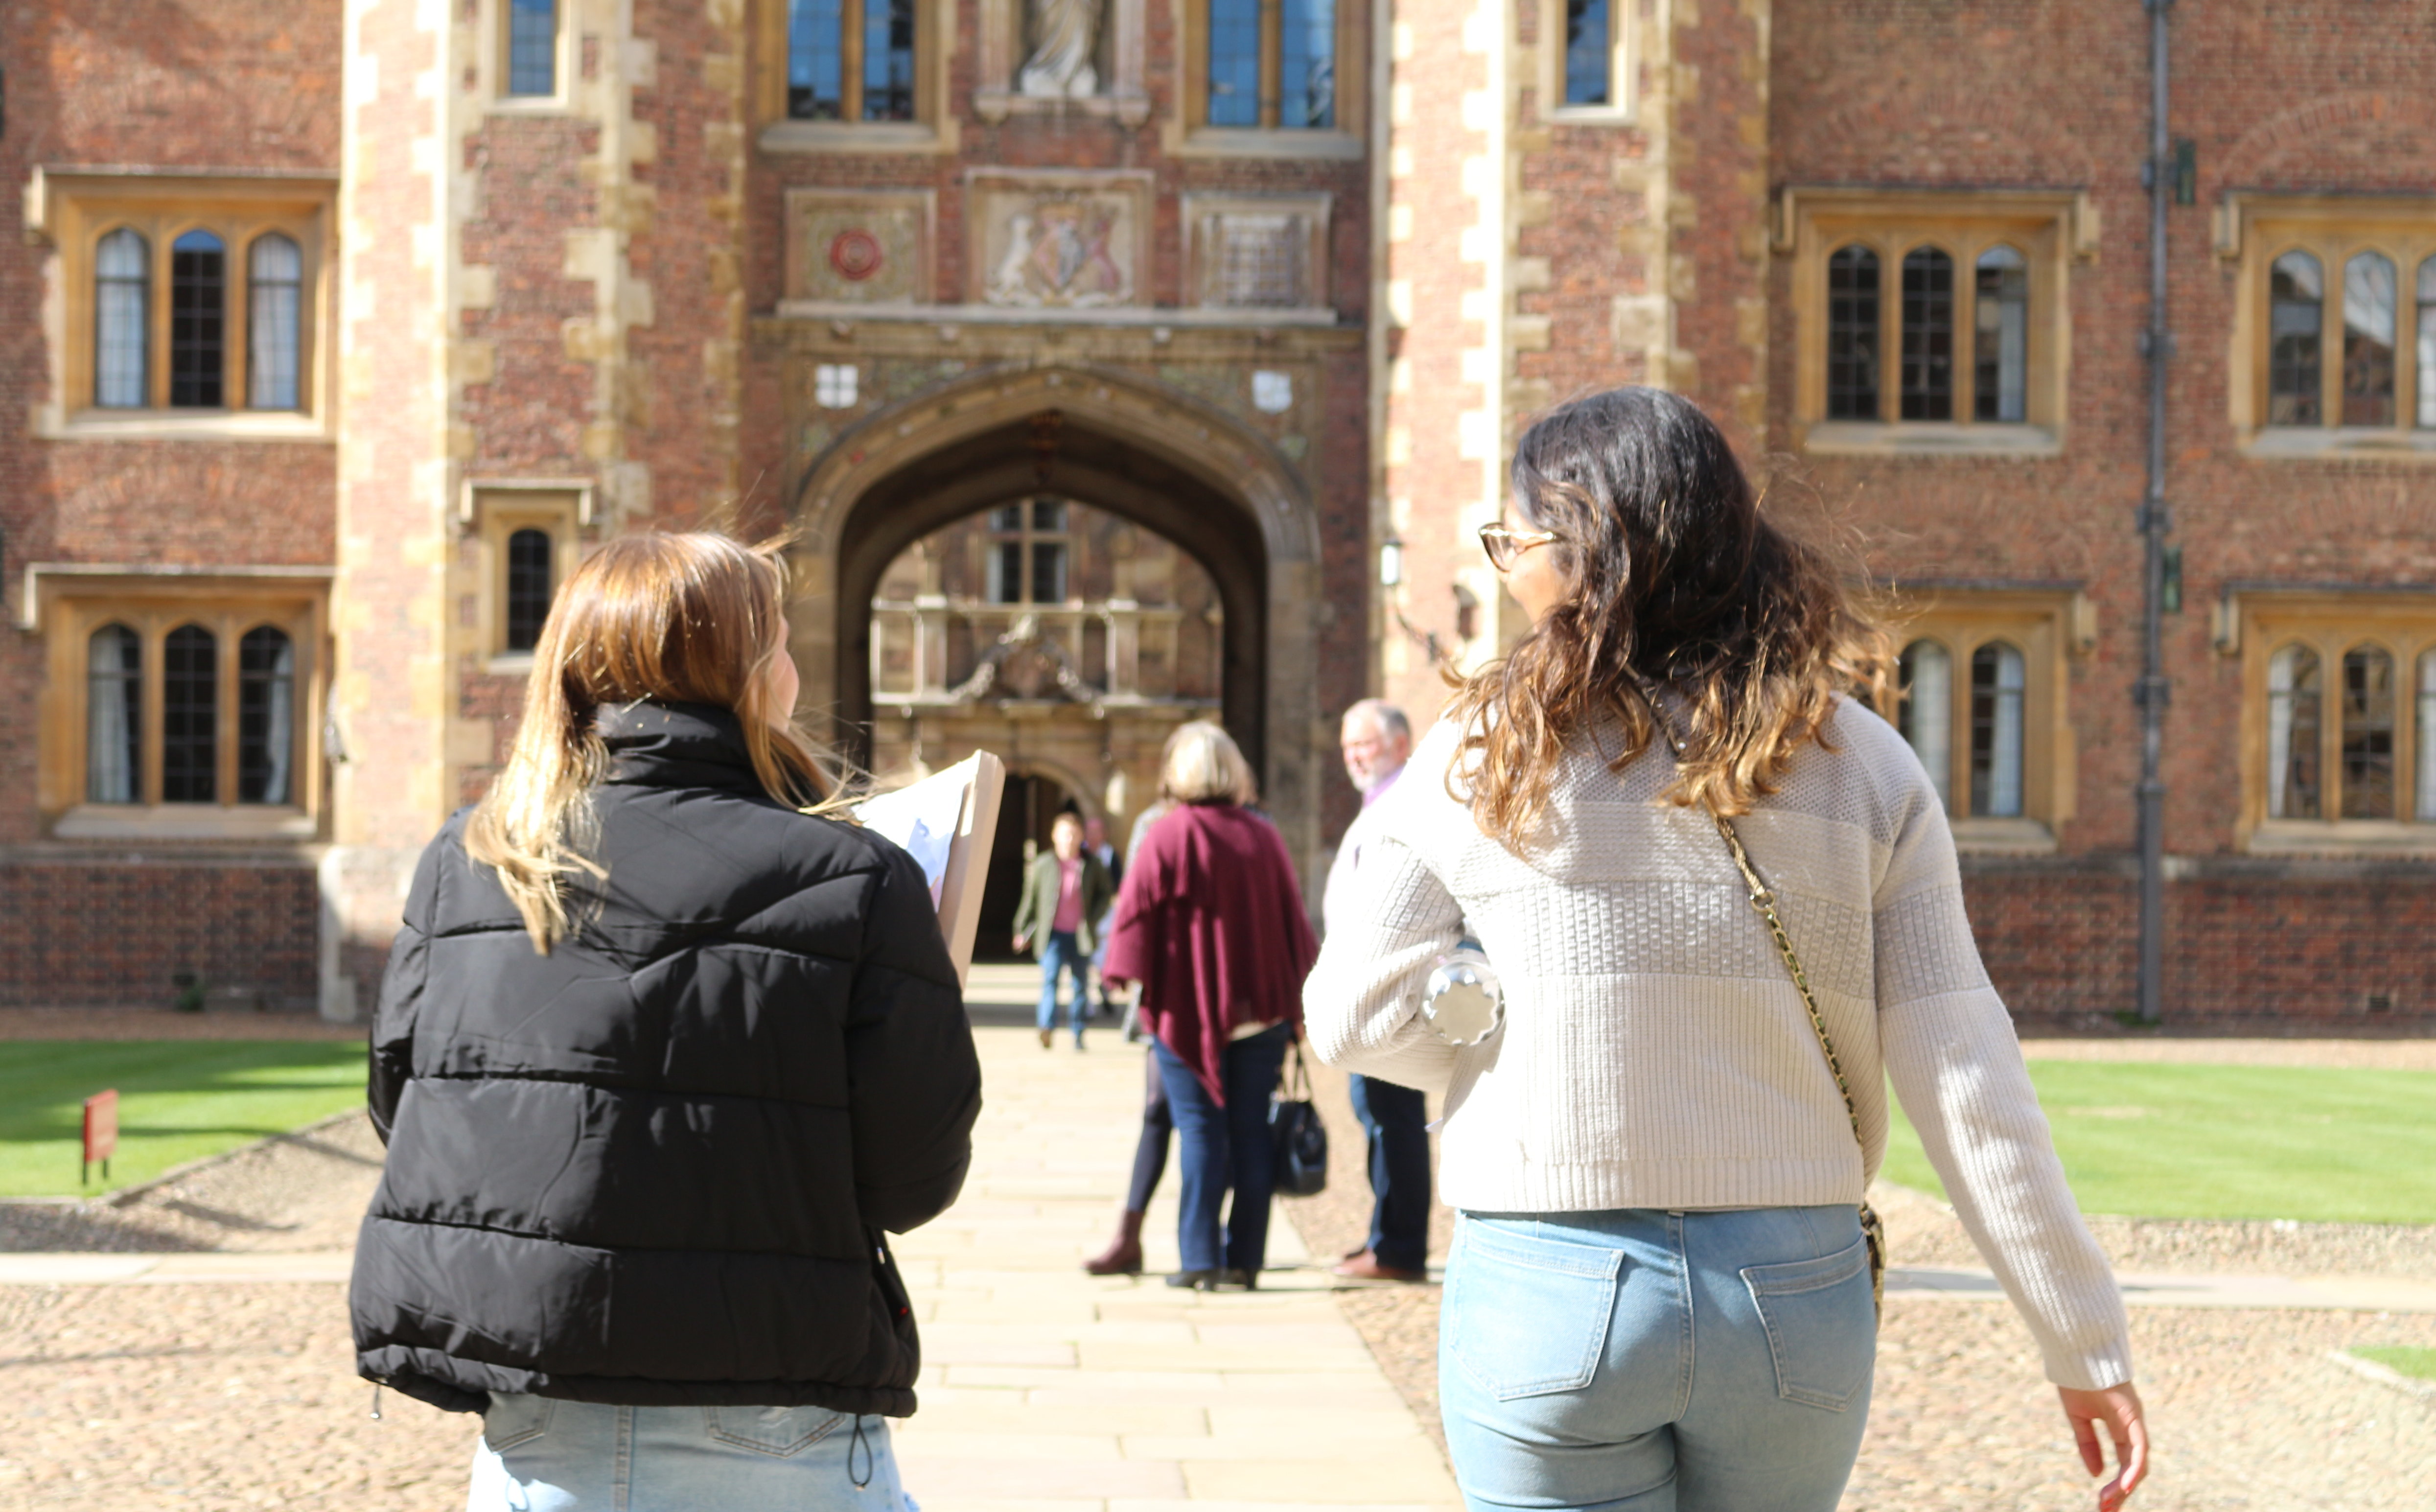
[459,482,591,672]
[1535,0,1637,124]
[2219,588,2436,855]
[1880,585,2092,854]
[1166,0,1366,160]
[26,567,329,842]
[27,170,335,443]
[1779,187,2096,458]
[755,0,956,154]
[2217,194,2436,461]
[489,0,575,111]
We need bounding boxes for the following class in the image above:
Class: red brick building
[1,0,2429,1027]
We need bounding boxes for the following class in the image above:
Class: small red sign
[83,1090,118,1185]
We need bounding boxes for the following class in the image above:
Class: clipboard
[854,750,1007,988]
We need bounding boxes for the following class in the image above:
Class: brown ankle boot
[1082,1209,1146,1275]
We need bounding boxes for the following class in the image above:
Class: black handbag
[1269,1040,1329,1197]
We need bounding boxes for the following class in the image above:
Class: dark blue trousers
[1348,1073,1432,1272]
[1153,1023,1292,1274]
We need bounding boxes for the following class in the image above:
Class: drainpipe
[2134,0,2174,1023]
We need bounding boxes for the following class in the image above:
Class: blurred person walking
[350,532,982,1512]
[1324,699,1433,1284]
[1305,389,2147,1512]
[1080,799,1177,1275]
[1013,810,1113,1049]
[1102,722,1319,1290]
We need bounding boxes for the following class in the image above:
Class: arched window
[1896,639,1952,811]
[507,0,558,96]
[87,625,142,805]
[1899,247,1955,420]
[2266,643,2322,819]
[2342,252,2396,426]
[248,234,302,410]
[1973,244,2029,423]
[1826,245,1880,420]
[788,0,914,120]
[2268,251,2323,426]
[162,624,219,803]
[238,627,295,806]
[1563,0,1612,106]
[2417,256,2436,430]
[95,229,150,409]
[505,529,555,652]
[2339,644,2395,818]
[169,230,227,409]
[1968,642,2025,817]
[2420,648,2436,822]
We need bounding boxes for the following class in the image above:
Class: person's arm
[846,838,984,1233]
[367,832,445,1143]
[1010,855,1041,951]
[1872,776,2146,1508]
[1299,825,1462,1091]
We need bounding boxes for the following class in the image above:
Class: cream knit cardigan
[1301,699,2133,1391]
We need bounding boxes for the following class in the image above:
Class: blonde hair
[465,531,845,953]
[1158,720,1259,806]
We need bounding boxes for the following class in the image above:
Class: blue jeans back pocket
[1740,1235,1875,1411]
[481,1393,554,1452]
[707,1404,849,1457]
[1445,1222,1624,1400]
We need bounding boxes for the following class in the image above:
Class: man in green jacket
[1012,811,1115,1049]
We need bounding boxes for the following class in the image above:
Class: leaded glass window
[169,230,225,409]
[2340,644,2396,819]
[248,234,302,411]
[1899,247,1954,421]
[506,529,554,653]
[508,0,557,97]
[162,624,218,804]
[1206,0,1334,129]
[95,229,149,409]
[2342,252,2396,426]
[1281,0,1336,129]
[87,625,142,805]
[238,626,295,806]
[789,0,845,118]
[862,0,915,120]
[2267,643,2323,819]
[1897,639,1951,812]
[1207,0,1260,126]
[1973,245,2029,423]
[1826,245,1879,421]
[1968,641,2025,818]
[2269,251,2324,427]
[1564,0,1611,107]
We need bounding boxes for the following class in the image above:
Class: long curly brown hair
[1446,388,1896,848]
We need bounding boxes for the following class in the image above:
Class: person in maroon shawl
[1101,721,1320,1290]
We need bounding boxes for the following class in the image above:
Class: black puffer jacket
[349,701,981,1417]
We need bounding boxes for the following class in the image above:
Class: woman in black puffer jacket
[349,531,981,1512]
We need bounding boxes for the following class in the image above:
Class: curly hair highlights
[465,531,847,953]
[1445,387,1895,848]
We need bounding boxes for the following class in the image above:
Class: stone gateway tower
[1,1,2432,1028]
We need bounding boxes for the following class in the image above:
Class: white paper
[855,769,969,908]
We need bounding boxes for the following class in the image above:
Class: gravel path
[1279,1049,2436,1512]
[0,1113,384,1255]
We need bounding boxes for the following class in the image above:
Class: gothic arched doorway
[788,365,1325,886]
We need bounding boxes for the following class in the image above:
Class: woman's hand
[2057,1383,2148,1510]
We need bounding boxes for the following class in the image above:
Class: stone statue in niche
[1017,0,1101,98]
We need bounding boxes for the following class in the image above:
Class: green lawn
[1882,1061,2436,1225]
[0,1041,368,1198]
[2351,1346,2436,1382]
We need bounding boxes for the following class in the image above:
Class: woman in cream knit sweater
[1304,388,2147,1512]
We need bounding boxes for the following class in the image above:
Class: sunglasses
[1477,524,1561,571]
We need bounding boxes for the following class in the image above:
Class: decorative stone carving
[971,173,1149,308]
[785,189,935,305]
[1017,0,1102,98]
[1182,194,1333,311]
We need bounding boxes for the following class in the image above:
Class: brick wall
[0,856,319,1008]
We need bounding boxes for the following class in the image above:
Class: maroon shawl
[1101,802,1319,1104]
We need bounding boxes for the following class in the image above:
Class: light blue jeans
[1439,1206,1875,1512]
[467,1395,916,1512]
